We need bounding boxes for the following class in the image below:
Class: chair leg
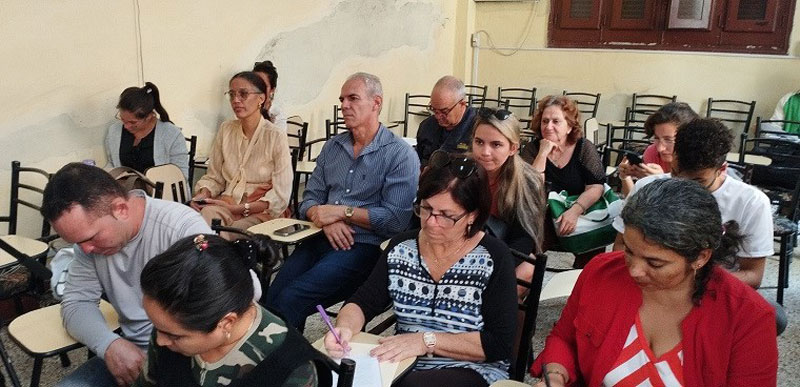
[777,235,790,306]
[0,340,22,387]
[30,357,43,387]
[59,352,71,367]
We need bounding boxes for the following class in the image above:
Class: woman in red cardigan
[531,178,777,386]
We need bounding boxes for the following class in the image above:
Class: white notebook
[329,342,401,387]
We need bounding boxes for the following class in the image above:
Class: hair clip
[194,234,209,251]
[721,224,727,236]
[145,87,153,94]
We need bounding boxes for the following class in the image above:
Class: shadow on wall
[255,0,443,106]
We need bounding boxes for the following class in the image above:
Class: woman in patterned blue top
[324,152,518,387]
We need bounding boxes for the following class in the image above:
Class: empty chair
[0,161,55,317]
[390,93,431,137]
[626,93,677,127]
[473,97,510,111]
[465,84,488,108]
[706,98,756,138]
[755,116,800,141]
[145,164,189,203]
[185,135,198,188]
[563,90,601,120]
[498,87,537,121]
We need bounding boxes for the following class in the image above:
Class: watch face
[423,332,436,347]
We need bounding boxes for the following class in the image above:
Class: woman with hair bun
[253,60,287,130]
[530,179,777,387]
[106,82,190,178]
[133,234,321,387]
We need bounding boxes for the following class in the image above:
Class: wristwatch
[344,206,354,220]
[243,202,251,217]
[422,331,436,357]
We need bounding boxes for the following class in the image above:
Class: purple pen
[316,304,344,348]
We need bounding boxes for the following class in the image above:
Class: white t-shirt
[612,174,774,258]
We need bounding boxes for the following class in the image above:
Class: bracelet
[571,201,587,213]
[242,202,251,217]
[546,370,568,384]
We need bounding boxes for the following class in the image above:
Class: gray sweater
[60,192,211,358]
[105,120,190,179]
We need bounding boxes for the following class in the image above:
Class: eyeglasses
[414,204,468,228]
[224,89,264,101]
[427,99,464,116]
[115,111,151,127]
[428,150,477,179]
[478,107,512,121]
[650,137,676,146]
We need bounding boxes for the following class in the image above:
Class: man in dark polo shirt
[415,76,477,167]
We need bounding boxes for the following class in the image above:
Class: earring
[467,223,472,236]
[225,331,231,340]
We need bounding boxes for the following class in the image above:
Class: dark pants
[265,234,381,329]
[393,368,488,387]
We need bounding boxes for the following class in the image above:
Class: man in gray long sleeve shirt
[41,163,211,387]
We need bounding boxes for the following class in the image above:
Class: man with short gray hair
[416,75,477,166]
[266,73,419,329]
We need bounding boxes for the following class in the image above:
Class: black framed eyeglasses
[478,107,512,121]
[428,150,477,179]
[427,99,464,116]
[413,204,468,228]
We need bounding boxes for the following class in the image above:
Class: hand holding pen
[318,305,352,358]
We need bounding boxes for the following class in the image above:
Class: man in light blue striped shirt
[266,72,420,329]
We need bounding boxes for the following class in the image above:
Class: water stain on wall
[255,0,441,105]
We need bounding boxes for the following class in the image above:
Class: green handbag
[547,184,620,254]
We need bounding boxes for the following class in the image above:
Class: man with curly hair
[611,118,786,332]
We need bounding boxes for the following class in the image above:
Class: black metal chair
[510,250,548,381]
[706,98,756,138]
[185,135,198,190]
[563,90,601,119]
[738,134,800,304]
[473,98,510,111]
[754,116,800,140]
[465,84,488,108]
[0,161,59,316]
[389,93,431,138]
[498,87,537,124]
[625,93,677,127]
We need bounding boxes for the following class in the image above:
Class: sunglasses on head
[428,150,477,179]
[478,107,512,121]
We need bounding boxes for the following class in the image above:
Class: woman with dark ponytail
[134,234,324,387]
[253,60,287,130]
[530,179,777,387]
[192,72,292,239]
[106,82,190,178]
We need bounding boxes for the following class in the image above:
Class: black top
[119,127,156,173]
[347,229,517,362]
[520,138,605,196]
[485,215,535,256]
[415,107,478,166]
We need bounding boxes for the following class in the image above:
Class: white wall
[0,0,468,236]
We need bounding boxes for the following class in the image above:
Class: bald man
[415,76,477,167]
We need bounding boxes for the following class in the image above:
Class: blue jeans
[56,356,116,387]
[265,234,381,329]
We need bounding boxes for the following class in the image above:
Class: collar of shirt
[331,123,394,158]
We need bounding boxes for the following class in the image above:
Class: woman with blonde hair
[471,108,545,292]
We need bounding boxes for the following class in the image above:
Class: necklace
[423,234,471,268]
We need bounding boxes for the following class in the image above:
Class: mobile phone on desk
[623,150,643,165]
[274,223,310,237]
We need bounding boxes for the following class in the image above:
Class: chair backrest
[706,98,756,136]
[510,250,548,381]
[185,136,197,189]
[289,148,301,216]
[0,161,51,238]
[286,116,309,160]
[401,93,431,138]
[563,90,601,119]
[473,98,510,111]
[498,87,537,119]
[145,164,189,203]
[754,116,800,139]
[465,84,488,108]
[627,93,677,127]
